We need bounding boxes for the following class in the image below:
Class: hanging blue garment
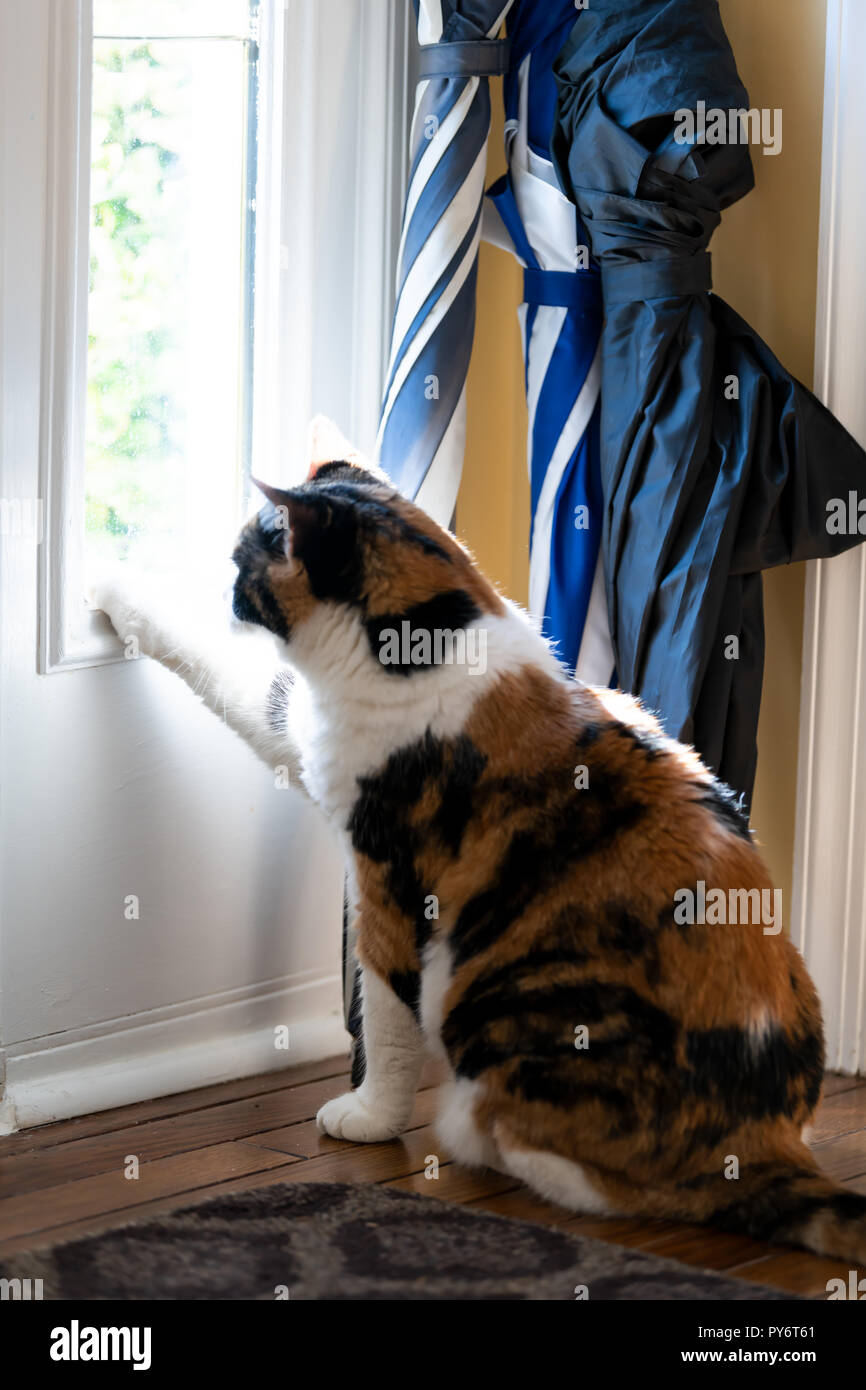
[551,0,866,805]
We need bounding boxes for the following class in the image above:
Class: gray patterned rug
[2,1182,798,1300]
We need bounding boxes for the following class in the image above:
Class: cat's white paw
[316,1091,403,1143]
[87,568,172,658]
[88,569,144,632]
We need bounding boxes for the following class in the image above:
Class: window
[85,0,258,575]
[37,0,409,672]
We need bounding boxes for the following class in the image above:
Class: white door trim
[792,0,866,1073]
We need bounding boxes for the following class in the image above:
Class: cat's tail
[706,1154,866,1264]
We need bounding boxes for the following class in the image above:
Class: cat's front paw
[87,569,166,657]
[316,1091,403,1143]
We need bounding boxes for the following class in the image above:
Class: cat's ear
[306,415,365,477]
[251,477,295,513]
[305,414,390,483]
[250,479,320,556]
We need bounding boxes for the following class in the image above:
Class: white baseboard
[0,971,349,1134]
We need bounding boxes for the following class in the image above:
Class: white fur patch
[494,1140,611,1215]
[748,1008,778,1050]
[419,935,453,1060]
[435,1076,500,1170]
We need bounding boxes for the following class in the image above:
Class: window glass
[85,1,256,572]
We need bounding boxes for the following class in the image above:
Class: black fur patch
[598,905,663,986]
[613,722,665,760]
[389,969,421,1019]
[349,733,443,956]
[365,590,483,676]
[311,460,382,488]
[683,1024,823,1122]
[445,977,678,1087]
[349,733,444,860]
[289,491,366,605]
[450,777,644,967]
[575,723,603,749]
[706,1167,840,1243]
[431,736,487,854]
[232,508,293,639]
[694,779,752,842]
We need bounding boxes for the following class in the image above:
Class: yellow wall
[458,91,528,603]
[457,0,827,910]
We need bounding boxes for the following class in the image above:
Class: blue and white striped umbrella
[377,0,515,526]
[379,0,613,683]
[484,0,612,682]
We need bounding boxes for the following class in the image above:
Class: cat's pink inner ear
[306,414,367,480]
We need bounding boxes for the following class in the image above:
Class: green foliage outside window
[86,40,188,565]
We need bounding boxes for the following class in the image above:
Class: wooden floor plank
[561,1214,689,1249]
[468,1197,780,1275]
[821,1073,864,1098]
[0,1065,443,1198]
[0,1073,357,1198]
[240,1086,441,1159]
[385,1166,519,1204]
[628,1223,777,1270]
[0,1153,338,1260]
[464,1186,578,1227]
[809,1085,866,1143]
[463,1189,668,1247]
[727,1251,856,1298]
[242,1123,437,1185]
[0,1142,299,1244]
[810,1129,866,1182]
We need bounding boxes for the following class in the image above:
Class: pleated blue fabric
[552,0,866,803]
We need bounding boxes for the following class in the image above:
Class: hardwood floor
[1,1057,864,1297]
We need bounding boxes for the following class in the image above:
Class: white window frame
[37,0,412,673]
[792,0,866,1073]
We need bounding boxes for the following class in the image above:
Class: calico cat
[91,420,866,1263]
